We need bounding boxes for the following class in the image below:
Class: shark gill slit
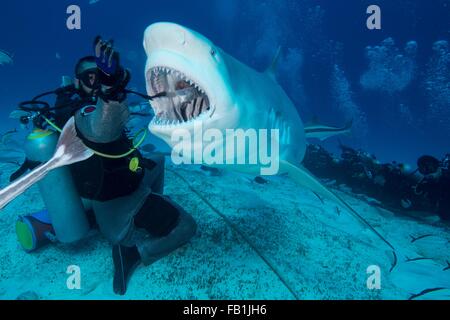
[167,168,300,299]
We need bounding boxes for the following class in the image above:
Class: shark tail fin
[279,160,396,252]
[265,46,282,81]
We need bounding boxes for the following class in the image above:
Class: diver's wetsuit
[52,87,185,263]
[413,170,450,221]
[439,173,450,220]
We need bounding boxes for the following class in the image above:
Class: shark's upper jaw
[147,66,214,128]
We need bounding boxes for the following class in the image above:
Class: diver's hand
[94,36,120,77]
[94,36,130,102]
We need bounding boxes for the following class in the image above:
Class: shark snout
[144,22,189,54]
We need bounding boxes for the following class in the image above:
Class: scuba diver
[303,143,450,222]
[412,155,450,221]
[9,37,197,295]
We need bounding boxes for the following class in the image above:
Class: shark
[143,22,395,252]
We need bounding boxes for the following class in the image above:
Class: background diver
[303,143,450,222]
[8,37,197,295]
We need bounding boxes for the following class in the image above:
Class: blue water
[1,0,449,164]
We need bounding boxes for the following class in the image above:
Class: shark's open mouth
[147,66,213,126]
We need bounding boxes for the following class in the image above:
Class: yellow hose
[42,115,147,159]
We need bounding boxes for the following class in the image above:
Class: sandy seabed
[0,161,449,300]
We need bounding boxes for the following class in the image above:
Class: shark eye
[210,48,217,57]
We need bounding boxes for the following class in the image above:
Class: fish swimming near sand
[0,49,13,66]
[1,129,18,145]
[304,119,353,141]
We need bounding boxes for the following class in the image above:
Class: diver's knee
[149,154,165,169]
[178,211,197,240]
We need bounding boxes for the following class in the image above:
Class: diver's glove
[94,36,131,102]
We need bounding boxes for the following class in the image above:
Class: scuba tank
[24,128,90,243]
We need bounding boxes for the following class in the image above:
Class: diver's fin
[0,117,93,210]
[112,244,141,295]
[265,46,282,81]
[279,160,396,251]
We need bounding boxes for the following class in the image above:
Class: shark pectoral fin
[279,160,345,206]
[279,160,396,252]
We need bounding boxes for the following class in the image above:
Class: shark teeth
[150,105,215,128]
[150,66,207,94]
[147,65,212,126]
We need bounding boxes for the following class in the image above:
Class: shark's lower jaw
[147,66,214,128]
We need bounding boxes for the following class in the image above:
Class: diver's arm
[94,36,130,103]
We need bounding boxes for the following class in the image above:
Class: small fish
[312,192,324,204]
[0,49,13,66]
[254,176,268,184]
[443,261,450,271]
[0,117,94,210]
[9,110,30,120]
[410,234,433,243]
[1,128,18,145]
[389,250,398,273]
[304,119,352,141]
[409,287,447,300]
[405,256,433,263]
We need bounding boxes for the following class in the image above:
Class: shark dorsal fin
[264,46,282,81]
